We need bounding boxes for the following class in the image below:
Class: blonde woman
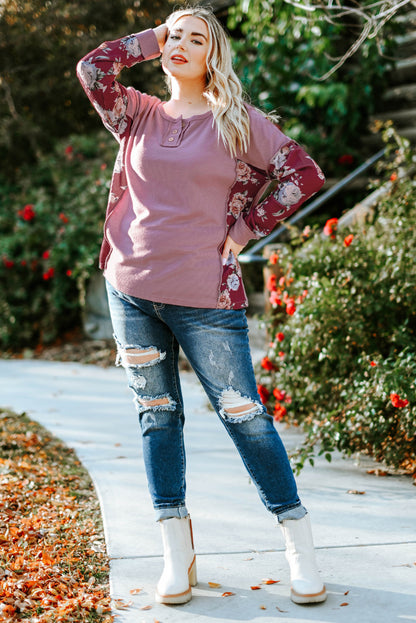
[77,5,327,607]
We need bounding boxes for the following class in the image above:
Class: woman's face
[162,15,210,84]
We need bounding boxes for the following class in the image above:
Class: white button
[172,129,178,134]
[168,137,174,142]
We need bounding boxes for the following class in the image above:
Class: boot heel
[188,556,197,586]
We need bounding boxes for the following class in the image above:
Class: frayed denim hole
[218,387,263,423]
[117,345,167,369]
[130,374,147,391]
[134,394,177,415]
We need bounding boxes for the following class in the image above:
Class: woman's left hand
[221,235,245,265]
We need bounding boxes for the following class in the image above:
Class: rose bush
[0,132,116,348]
[256,132,416,475]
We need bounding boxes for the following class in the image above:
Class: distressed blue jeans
[106,281,306,523]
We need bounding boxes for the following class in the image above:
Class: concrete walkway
[1,357,415,623]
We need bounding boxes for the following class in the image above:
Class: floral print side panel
[217,161,265,309]
[217,252,248,309]
[217,142,325,309]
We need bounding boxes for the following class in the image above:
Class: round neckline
[158,102,213,122]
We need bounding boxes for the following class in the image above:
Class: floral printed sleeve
[228,108,325,247]
[76,30,160,139]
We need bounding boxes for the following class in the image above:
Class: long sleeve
[76,30,160,139]
[228,108,325,247]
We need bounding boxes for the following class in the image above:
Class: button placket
[161,119,184,147]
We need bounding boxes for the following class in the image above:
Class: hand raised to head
[153,23,169,52]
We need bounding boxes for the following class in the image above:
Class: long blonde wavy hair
[165,6,251,157]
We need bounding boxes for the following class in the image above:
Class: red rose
[390,172,397,182]
[261,356,276,371]
[286,298,296,315]
[338,154,354,165]
[66,269,72,277]
[370,361,377,367]
[274,402,287,421]
[344,234,354,247]
[59,212,69,224]
[42,267,55,280]
[269,252,279,265]
[390,393,409,408]
[273,388,286,401]
[65,145,73,155]
[42,250,50,259]
[269,291,282,306]
[257,384,270,404]
[3,258,14,268]
[323,218,338,238]
[277,332,285,342]
[266,274,277,292]
[19,204,35,222]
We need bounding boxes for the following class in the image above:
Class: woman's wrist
[153,24,168,52]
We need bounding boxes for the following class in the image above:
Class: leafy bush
[0,0,176,178]
[228,0,397,176]
[0,132,116,348]
[256,131,416,475]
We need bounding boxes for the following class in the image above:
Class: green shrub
[256,131,416,475]
[0,132,116,348]
[229,0,397,177]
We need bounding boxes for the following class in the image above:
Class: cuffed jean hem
[273,503,308,524]
[155,505,189,522]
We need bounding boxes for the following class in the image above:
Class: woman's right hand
[153,23,168,52]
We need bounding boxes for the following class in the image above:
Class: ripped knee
[115,343,166,368]
[219,388,263,423]
[138,396,170,408]
[135,393,176,414]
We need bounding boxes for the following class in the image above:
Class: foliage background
[256,130,416,474]
[229,0,398,177]
[0,0,175,179]
[0,0,176,348]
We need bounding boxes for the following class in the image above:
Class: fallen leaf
[208,582,222,588]
[244,557,254,561]
[140,604,153,610]
[340,602,349,606]
[276,605,288,613]
[347,489,366,495]
[130,587,143,594]
[0,410,113,623]
[366,469,388,476]
[344,590,350,595]
[250,585,262,590]
[262,578,280,584]
[221,591,235,597]
[260,605,267,609]
[114,599,132,609]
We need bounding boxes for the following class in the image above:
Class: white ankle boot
[280,514,327,604]
[155,515,197,604]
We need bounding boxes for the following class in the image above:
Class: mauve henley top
[77,29,325,309]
